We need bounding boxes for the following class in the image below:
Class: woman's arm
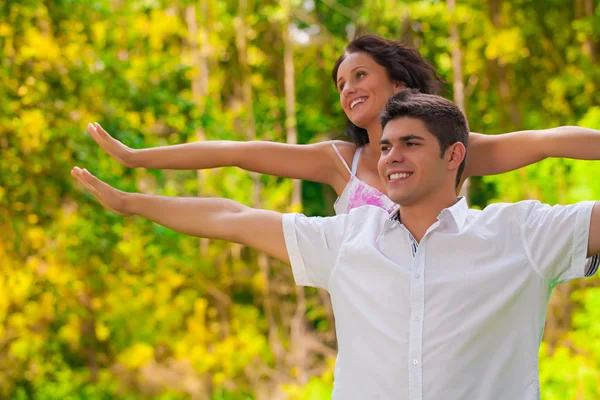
[464,126,600,178]
[88,122,355,191]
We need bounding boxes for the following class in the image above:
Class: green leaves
[2,0,600,398]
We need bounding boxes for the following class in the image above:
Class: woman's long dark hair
[332,34,445,146]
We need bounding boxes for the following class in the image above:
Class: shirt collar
[386,197,468,231]
[437,197,469,231]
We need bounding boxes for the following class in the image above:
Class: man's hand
[70,167,290,262]
[87,123,137,168]
[71,166,132,216]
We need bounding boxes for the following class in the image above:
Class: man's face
[377,117,454,206]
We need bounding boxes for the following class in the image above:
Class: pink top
[331,142,399,215]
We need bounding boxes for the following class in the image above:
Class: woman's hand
[87,122,137,168]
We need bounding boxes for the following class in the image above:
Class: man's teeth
[390,172,411,180]
[350,98,366,109]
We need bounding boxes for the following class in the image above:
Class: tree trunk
[282,6,302,208]
[185,2,210,256]
[579,0,597,62]
[184,4,215,397]
[447,0,469,198]
[447,0,466,114]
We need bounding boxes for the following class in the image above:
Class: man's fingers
[72,167,103,196]
[72,169,102,198]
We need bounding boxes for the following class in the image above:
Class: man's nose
[386,148,405,164]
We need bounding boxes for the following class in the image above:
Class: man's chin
[387,192,411,207]
[390,187,428,207]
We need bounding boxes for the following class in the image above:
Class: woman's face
[336,52,403,130]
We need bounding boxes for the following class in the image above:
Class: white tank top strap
[330,141,353,175]
[351,146,362,175]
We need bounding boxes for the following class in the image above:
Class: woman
[86,34,600,215]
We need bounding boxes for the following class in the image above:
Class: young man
[72,90,600,399]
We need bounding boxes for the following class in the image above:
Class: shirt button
[413,360,419,365]
[415,316,420,322]
[415,273,420,279]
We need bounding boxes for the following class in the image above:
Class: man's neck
[399,193,460,242]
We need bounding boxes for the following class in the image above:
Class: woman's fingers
[86,122,130,165]
[87,123,109,150]
[94,122,109,137]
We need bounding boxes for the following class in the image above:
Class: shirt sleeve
[519,201,596,284]
[282,213,351,290]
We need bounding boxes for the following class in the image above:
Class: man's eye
[380,146,391,152]
[407,142,418,147]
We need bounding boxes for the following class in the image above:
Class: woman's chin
[348,114,376,129]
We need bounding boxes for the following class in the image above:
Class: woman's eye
[357,72,366,79]
[338,83,345,91]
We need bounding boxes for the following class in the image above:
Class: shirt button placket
[408,239,425,400]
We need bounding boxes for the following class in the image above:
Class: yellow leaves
[8,312,27,330]
[45,263,69,286]
[14,109,50,154]
[27,227,46,250]
[116,236,148,272]
[247,47,267,67]
[59,315,81,348]
[186,298,208,340]
[0,23,12,37]
[39,292,55,320]
[20,28,61,63]
[579,107,600,129]
[251,271,266,293]
[126,111,142,129]
[485,28,529,65]
[9,338,31,361]
[118,343,155,369]
[212,372,227,386]
[164,271,185,290]
[92,21,107,47]
[3,269,34,308]
[95,321,110,341]
[130,11,184,52]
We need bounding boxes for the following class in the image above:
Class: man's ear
[446,142,467,171]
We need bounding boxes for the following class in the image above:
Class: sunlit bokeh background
[1,0,600,398]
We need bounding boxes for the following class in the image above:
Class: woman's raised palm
[87,122,135,167]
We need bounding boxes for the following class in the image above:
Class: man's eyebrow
[379,135,425,145]
[337,65,366,83]
[399,135,425,141]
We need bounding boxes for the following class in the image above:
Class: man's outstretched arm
[70,167,289,263]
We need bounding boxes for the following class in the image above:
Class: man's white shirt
[282,198,598,400]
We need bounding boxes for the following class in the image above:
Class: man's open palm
[71,167,132,217]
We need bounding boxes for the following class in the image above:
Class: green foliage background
[1,0,599,398]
